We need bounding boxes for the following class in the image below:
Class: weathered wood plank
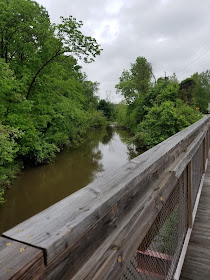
[181,262,210,280]
[185,243,210,261]
[180,159,210,280]
[192,222,210,230]
[0,237,44,280]
[170,126,208,179]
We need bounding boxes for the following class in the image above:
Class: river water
[0,126,139,234]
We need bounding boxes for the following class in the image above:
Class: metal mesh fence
[191,143,203,207]
[121,169,188,280]
[206,130,210,163]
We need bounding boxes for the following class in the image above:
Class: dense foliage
[0,0,104,201]
[115,57,204,150]
[115,56,153,104]
[192,71,210,113]
[97,99,115,121]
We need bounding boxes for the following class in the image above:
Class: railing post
[203,137,206,173]
[188,161,192,228]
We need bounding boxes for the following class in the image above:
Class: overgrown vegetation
[97,99,115,121]
[115,57,207,150]
[0,0,105,201]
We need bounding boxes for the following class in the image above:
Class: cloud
[36,0,210,102]
[93,19,120,44]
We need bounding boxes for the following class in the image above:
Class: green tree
[27,15,102,99]
[0,1,105,196]
[192,70,210,113]
[97,99,115,120]
[0,123,22,202]
[0,0,102,100]
[115,101,128,128]
[179,78,196,106]
[0,0,51,64]
[115,56,153,104]
[115,57,202,149]
[133,100,201,149]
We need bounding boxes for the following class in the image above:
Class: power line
[178,37,210,78]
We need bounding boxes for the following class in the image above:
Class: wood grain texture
[0,237,44,280]
[180,159,210,280]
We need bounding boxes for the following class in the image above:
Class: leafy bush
[133,100,201,149]
[116,60,203,149]
[115,102,128,128]
[0,124,23,201]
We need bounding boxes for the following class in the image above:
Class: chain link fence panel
[121,169,188,280]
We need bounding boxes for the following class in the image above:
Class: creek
[0,125,140,234]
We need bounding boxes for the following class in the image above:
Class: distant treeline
[115,56,210,149]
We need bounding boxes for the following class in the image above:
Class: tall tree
[0,0,102,100]
[27,16,102,99]
[115,56,153,104]
[179,78,196,106]
[0,0,51,64]
[192,70,210,113]
[0,0,104,191]
[97,99,114,120]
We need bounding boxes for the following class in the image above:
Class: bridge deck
[180,160,210,280]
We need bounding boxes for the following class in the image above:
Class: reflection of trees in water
[91,149,103,175]
[12,127,139,202]
[101,125,115,145]
[0,126,143,235]
[28,128,109,199]
[59,128,107,185]
[126,145,140,160]
[115,128,141,160]
[29,126,141,196]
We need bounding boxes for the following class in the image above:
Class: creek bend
[0,126,139,234]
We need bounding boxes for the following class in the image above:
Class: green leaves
[115,57,153,104]
[0,124,21,166]
[0,1,104,195]
[133,99,201,149]
[192,70,210,113]
[97,100,115,121]
[56,16,102,63]
[116,58,202,150]
[0,0,51,65]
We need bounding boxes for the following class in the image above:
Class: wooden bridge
[1,115,210,280]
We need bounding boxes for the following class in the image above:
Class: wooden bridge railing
[1,115,210,280]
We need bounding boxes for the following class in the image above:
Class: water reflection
[0,126,139,234]
[101,125,115,144]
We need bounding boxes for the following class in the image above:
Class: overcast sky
[36,0,210,103]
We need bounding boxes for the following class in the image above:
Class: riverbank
[0,119,105,203]
[0,126,139,234]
